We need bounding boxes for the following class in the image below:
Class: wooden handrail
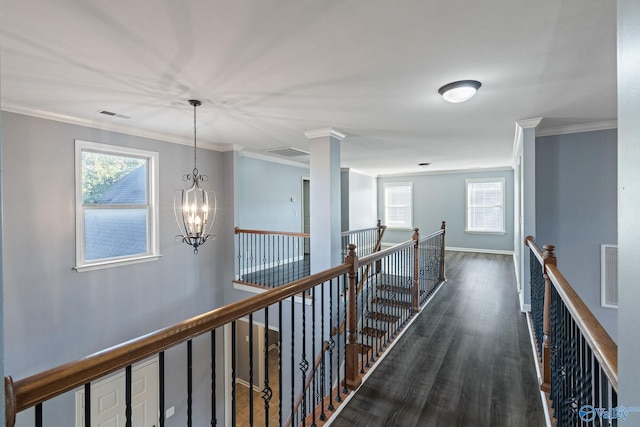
[525,235,545,264]
[546,265,618,391]
[234,226,310,238]
[7,263,350,416]
[340,226,378,237]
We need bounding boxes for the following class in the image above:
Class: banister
[234,226,310,238]
[546,265,618,391]
[8,262,350,415]
[525,235,545,265]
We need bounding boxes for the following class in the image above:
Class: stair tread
[367,311,401,323]
[371,297,412,308]
[361,327,386,337]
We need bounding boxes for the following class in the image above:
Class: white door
[76,358,159,427]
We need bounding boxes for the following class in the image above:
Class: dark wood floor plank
[330,252,545,427]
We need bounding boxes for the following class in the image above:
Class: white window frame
[465,177,506,234]
[74,140,160,271]
[383,182,413,229]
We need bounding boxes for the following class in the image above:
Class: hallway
[330,251,546,427]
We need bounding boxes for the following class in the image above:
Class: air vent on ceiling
[98,110,131,119]
[267,147,310,157]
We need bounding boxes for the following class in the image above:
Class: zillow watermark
[579,405,640,423]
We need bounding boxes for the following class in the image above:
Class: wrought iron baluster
[262,308,272,427]
[232,321,237,427]
[159,351,165,427]
[83,383,90,427]
[187,340,193,427]
[125,365,132,427]
[35,403,43,427]
[211,331,217,426]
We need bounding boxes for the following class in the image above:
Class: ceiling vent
[267,147,310,157]
[98,110,131,119]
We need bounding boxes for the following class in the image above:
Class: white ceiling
[0,0,617,176]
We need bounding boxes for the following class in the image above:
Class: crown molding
[240,150,310,169]
[2,102,233,152]
[377,165,513,178]
[516,117,544,129]
[536,120,617,137]
[304,128,346,140]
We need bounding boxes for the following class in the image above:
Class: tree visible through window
[384,182,413,229]
[75,140,159,270]
[466,178,505,233]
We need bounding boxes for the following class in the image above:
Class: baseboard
[521,303,531,313]
[446,246,514,256]
[525,313,553,427]
[235,378,261,393]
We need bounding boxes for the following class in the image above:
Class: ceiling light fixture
[438,80,482,103]
[174,99,216,254]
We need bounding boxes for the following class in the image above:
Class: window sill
[465,230,506,236]
[74,254,162,272]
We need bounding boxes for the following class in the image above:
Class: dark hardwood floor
[329,251,546,427]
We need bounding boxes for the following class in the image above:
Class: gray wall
[618,0,640,407]
[535,129,617,341]
[377,169,515,252]
[237,155,308,232]
[2,112,228,426]
[341,169,377,231]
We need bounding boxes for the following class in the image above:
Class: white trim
[521,303,531,313]
[235,378,261,393]
[240,150,310,169]
[445,246,514,256]
[516,117,544,129]
[236,254,305,277]
[4,102,230,151]
[536,120,617,137]
[74,140,160,271]
[303,128,346,140]
[340,167,379,178]
[525,313,553,427]
[377,165,513,178]
[513,253,521,292]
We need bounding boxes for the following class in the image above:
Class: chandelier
[174,99,216,254]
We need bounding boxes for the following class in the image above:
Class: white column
[618,0,640,407]
[516,117,542,312]
[304,128,345,273]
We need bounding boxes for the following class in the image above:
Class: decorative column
[304,128,345,273]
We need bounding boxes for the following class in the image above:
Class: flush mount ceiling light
[438,80,482,103]
[174,99,216,254]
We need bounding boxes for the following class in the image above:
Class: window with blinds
[384,182,413,229]
[466,178,505,233]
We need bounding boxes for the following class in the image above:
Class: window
[384,182,413,229]
[466,178,505,234]
[75,140,159,271]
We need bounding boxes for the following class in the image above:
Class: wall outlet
[166,406,175,418]
[246,335,249,342]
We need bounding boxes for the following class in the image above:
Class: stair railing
[526,236,617,425]
[234,227,311,288]
[4,222,445,427]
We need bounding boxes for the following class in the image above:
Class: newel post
[5,376,16,427]
[439,221,446,282]
[344,244,362,390]
[540,244,556,393]
[412,228,420,313]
